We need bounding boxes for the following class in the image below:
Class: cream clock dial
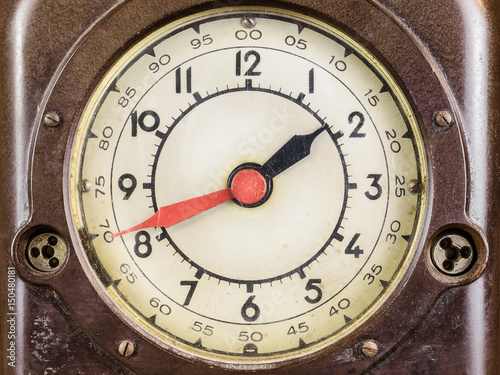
[70,6,426,366]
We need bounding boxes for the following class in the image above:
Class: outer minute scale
[70,6,426,367]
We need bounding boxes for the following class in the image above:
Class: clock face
[69,6,426,367]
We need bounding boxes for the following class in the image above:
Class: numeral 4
[345,233,363,258]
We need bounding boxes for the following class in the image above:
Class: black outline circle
[149,86,350,288]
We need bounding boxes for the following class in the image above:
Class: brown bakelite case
[1,0,499,374]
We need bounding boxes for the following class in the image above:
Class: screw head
[361,341,379,358]
[43,111,62,127]
[241,16,256,28]
[407,179,422,195]
[79,179,93,193]
[118,340,136,357]
[434,110,453,127]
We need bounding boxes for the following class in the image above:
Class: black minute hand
[259,125,328,179]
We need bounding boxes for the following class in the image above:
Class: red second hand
[112,168,267,237]
[112,188,233,238]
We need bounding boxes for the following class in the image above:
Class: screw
[434,111,453,128]
[241,16,256,29]
[361,341,378,358]
[118,340,136,357]
[408,179,422,195]
[43,111,62,127]
[80,179,92,193]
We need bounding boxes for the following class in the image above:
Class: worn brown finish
[0,0,498,374]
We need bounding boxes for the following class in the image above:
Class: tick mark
[333,131,344,140]
[246,283,254,293]
[332,231,344,242]
[155,130,167,139]
[193,92,202,102]
[298,268,306,279]
[195,268,204,279]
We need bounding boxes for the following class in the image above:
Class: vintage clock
[1,0,499,374]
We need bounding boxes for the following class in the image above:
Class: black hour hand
[259,125,327,179]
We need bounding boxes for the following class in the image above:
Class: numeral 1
[309,68,314,93]
[175,66,192,93]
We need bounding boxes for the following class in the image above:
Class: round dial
[69,6,426,367]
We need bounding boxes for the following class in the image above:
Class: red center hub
[230,169,267,205]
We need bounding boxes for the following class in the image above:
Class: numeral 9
[118,174,137,200]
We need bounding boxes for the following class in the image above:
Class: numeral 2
[348,111,366,138]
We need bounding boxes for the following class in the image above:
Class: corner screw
[241,16,256,29]
[118,339,136,357]
[434,110,453,128]
[43,111,62,127]
[361,341,379,358]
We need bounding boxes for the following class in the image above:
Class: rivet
[434,110,453,128]
[361,341,378,358]
[118,339,136,357]
[43,111,62,127]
